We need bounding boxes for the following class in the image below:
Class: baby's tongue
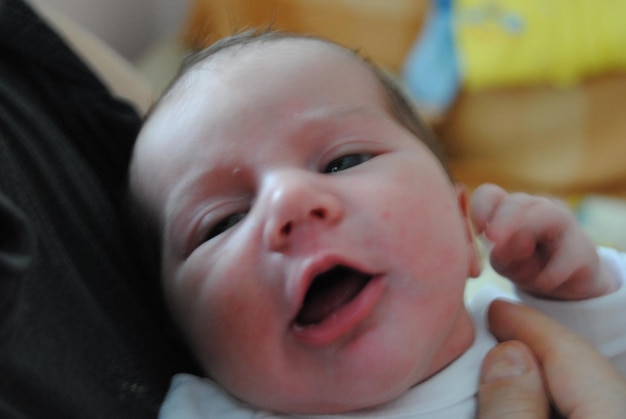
[296,267,369,325]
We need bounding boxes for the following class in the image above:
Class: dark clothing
[0,1,192,417]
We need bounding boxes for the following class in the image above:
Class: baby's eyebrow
[286,105,392,148]
[298,105,390,127]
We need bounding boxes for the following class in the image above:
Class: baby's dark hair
[151,29,451,178]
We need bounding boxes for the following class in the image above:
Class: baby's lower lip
[290,276,385,346]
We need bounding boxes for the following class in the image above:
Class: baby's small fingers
[531,229,602,299]
[470,184,507,234]
[489,230,544,280]
[484,193,572,248]
[485,195,579,284]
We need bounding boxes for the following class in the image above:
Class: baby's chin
[220,308,475,414]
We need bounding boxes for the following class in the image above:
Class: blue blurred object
[403,0,459,115]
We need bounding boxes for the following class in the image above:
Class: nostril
[311,208,326,218]
[278,208,326,237]
[281,221,292,236]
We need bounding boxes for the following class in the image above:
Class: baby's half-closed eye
[204,212,247,242]
[323,153,374,174]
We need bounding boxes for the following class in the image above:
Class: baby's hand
[470,184,617,300]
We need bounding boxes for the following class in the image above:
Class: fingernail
[482,343,530,384]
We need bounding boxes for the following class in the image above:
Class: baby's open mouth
[295,265,373,326]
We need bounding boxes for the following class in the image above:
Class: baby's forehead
[145,37,379,132]
[146,36,389,140]
[138,37,400,175]
[172,36,376,95]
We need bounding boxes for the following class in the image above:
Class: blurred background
[32,0,190,60]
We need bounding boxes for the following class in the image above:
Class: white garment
[160,247,626,418]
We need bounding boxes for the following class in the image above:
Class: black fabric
[0,0,193,417]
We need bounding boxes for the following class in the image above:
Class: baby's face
[132,38,479,413]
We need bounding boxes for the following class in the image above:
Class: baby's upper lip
[289,255,377,327]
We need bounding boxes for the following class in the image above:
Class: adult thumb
[478,341,549,419]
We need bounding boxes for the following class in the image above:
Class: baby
[129,30,626,417]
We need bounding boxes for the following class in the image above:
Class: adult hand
[478,299,626,419]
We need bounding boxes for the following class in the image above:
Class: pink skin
[470,183,618,300]
[131,38,482,414]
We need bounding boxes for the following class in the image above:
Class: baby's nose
[262,173,343,252]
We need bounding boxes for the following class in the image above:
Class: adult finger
[488,299,626,419]
[478,341,549,419]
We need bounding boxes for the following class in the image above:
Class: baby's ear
[455,184,482,278]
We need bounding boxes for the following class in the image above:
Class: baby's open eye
[323,153,373,173]
[205,212,246,241]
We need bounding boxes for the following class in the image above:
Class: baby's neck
[418,308,475,383]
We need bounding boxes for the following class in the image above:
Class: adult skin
[478,299,626,419]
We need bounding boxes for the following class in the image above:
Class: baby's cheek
[195,267,278,367]
[193,292,259,379]
[169,260,239,357]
